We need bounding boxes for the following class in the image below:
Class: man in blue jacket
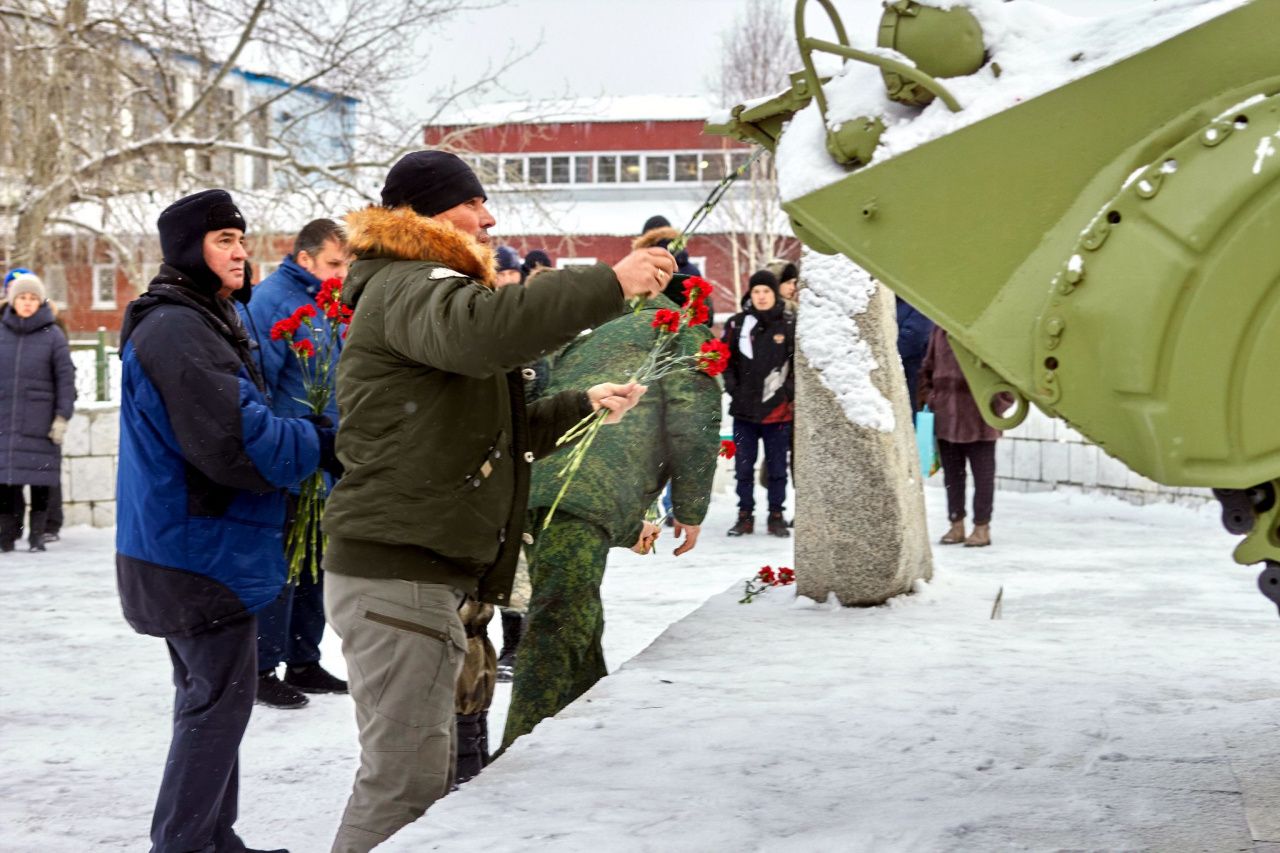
[115,189,342,853]
[240,217,351,709]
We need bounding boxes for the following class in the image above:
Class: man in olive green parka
[321,151,675,853]
[502,291,722,749]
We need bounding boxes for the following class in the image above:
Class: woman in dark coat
[0,273,75,552]
[722,269,795,538]
[918,326,1008,548]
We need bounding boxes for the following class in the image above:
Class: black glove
[304,415,343,478]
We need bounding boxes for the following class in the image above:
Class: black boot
[496,610,523,683]
[727,511,754,537]
[0,514,17,553]
[454,711,490,785]
[256,672,309,709]
[284,663,348,694]
[767,511,791,538]
[27,511,47,552]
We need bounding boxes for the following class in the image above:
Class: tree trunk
[793,249,932,605]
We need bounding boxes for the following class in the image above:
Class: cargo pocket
[347,593,467,737]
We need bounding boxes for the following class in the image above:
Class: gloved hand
[304,415,343,478]
[48,415,68,446]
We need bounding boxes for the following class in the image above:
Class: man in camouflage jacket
[502,293,722,749]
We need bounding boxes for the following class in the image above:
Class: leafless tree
[710,0,801,298]
[0,0,522,287]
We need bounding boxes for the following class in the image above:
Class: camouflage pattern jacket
[527,295,722,548]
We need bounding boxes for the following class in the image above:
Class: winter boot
[454,711,490,785]
[0,514,17,553]
[727,512,754,537]
[256,672,309,709]
[496,610,523,683]
[284,663,348,694]
[964,523,991,548]
[27,511,48,552]
[767,512,791,538]
[939,519,966,545]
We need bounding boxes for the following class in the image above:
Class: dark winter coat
[115,265,323,638]
[722,303,795,424]
[918,326,1009,443]
[528,295,723,547]
[322,205,627,607]
[239,255,343,494]
[0,303,75,487]
[896,296,935,412]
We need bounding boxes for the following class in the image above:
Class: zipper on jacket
[8,333,25,476]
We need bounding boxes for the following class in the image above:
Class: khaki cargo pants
[325,574,466,853]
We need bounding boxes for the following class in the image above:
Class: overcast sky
[401,0,1153,119]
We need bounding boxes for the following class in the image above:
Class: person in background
[2,268,67,545]
[896,296,935,416]
[241,217,352,710]
[495,245,522,287]
[115,189,338,853]
[722,270,794,538]
[520,248,553,283]
[0,272,75,552]
[918,325,1010,548]
[503,281,721,750]
[767,259,800,315]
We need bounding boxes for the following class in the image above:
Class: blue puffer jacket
[238,255,342,422]
[0,303,75,487]
[115,265,322,637]
[238,256,342,494]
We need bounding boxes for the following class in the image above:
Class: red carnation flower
[682,276,712,302]
[292,303,317,322]
[688,301,711,326]
[719,439,735,459]
[316,277,342,311]
[777,567,795,585]
[698,339,731,377]
[758,566,776,584]
[651,308,681,334]
[291,338,315,358]
[270,317,299,341]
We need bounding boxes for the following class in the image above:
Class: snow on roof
[486,186,789,240]
[776,0,1253,201]
[434,94,727,127]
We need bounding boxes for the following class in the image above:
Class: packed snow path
[4,489,1279,851]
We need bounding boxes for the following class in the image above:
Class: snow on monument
[794,248,931,605]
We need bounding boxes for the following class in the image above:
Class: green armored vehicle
[709,0,1280,609]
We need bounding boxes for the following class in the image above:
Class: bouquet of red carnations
[269,278,352,581]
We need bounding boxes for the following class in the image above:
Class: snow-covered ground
[4,487,1279,851]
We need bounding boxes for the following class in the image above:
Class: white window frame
[481,149,753,189]
[92,264,117,310]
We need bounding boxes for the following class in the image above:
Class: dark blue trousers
[733,418,791,514]
[256,494,325,672]
[255,568,324,672]
[152,614,256,853]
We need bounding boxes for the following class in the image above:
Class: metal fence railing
[69,328,119,403]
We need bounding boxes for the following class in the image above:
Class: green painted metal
[708,0,1280,573]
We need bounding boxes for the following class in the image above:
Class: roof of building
[434,94,726,127]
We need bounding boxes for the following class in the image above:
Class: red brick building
[425,95,799,318]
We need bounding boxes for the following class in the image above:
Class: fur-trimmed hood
[345,205,496,287]
[632,225,679,251]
